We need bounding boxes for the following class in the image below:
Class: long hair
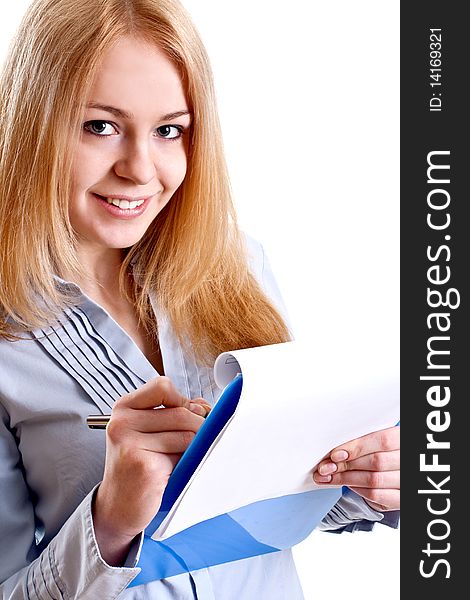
[0,0,290,363]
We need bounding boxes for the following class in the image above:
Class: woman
[0,0,400,598]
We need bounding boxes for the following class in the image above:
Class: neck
[68,245,128,300]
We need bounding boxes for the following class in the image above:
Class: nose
[113,137,157,185]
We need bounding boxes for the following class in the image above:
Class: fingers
[312,426,401,512]
[329,426,400,463]
[106,412,200,454]
[317,449,400,476]
[314,468,400,489]
[132,430,198,454]
[117,377,212,416]
[112,405,205,434]
[189,400,212,418]
[118,376,190,410]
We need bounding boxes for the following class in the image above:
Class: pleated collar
[30,277,220,414]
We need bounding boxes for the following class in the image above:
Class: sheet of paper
[152,341,399,541]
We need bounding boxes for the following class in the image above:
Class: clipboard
[129,341,399,587]
[130,371,341,586]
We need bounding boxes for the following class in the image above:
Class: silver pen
[86,414,111,429]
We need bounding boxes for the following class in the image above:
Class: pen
[87,402,212,429]
[86,415,112,429]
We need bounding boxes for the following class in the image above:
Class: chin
[85,229,150,252]
[106,235,147,250]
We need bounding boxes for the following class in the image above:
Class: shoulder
[0,334,50,404]
[241,232,274,295]
[0,335,31,370]
[241,232,291,328]
[242,232,266,281]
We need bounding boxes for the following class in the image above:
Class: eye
[155,125,183,140]
[83,120,117,136]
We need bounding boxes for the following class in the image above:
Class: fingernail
[315,474,332,483]
[319,462,337,476]
[331,450,349,462]
[189,402,205,415]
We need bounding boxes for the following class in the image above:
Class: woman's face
[70,36,191,254]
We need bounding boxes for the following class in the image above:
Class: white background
[1,1,399,598]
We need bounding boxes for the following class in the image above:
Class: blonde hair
[0,0,290,363]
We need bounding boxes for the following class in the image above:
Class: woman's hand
[92,376,210,565]
[313,426,400,512]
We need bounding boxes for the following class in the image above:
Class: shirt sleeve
[0,403,141,599]
[318,489,400,533]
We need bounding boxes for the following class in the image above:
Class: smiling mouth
[93,194,152,209]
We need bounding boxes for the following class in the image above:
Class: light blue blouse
[0,237,396,599]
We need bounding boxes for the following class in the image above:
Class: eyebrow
[85,102,190,121]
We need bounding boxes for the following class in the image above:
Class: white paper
[153,341,399,540]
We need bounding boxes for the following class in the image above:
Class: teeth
[105,198,145,209]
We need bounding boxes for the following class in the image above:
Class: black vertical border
[401,2,467,597]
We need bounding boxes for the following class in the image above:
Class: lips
[96,195,146,209]
[92,193,152,219]
[95,193,153,202]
